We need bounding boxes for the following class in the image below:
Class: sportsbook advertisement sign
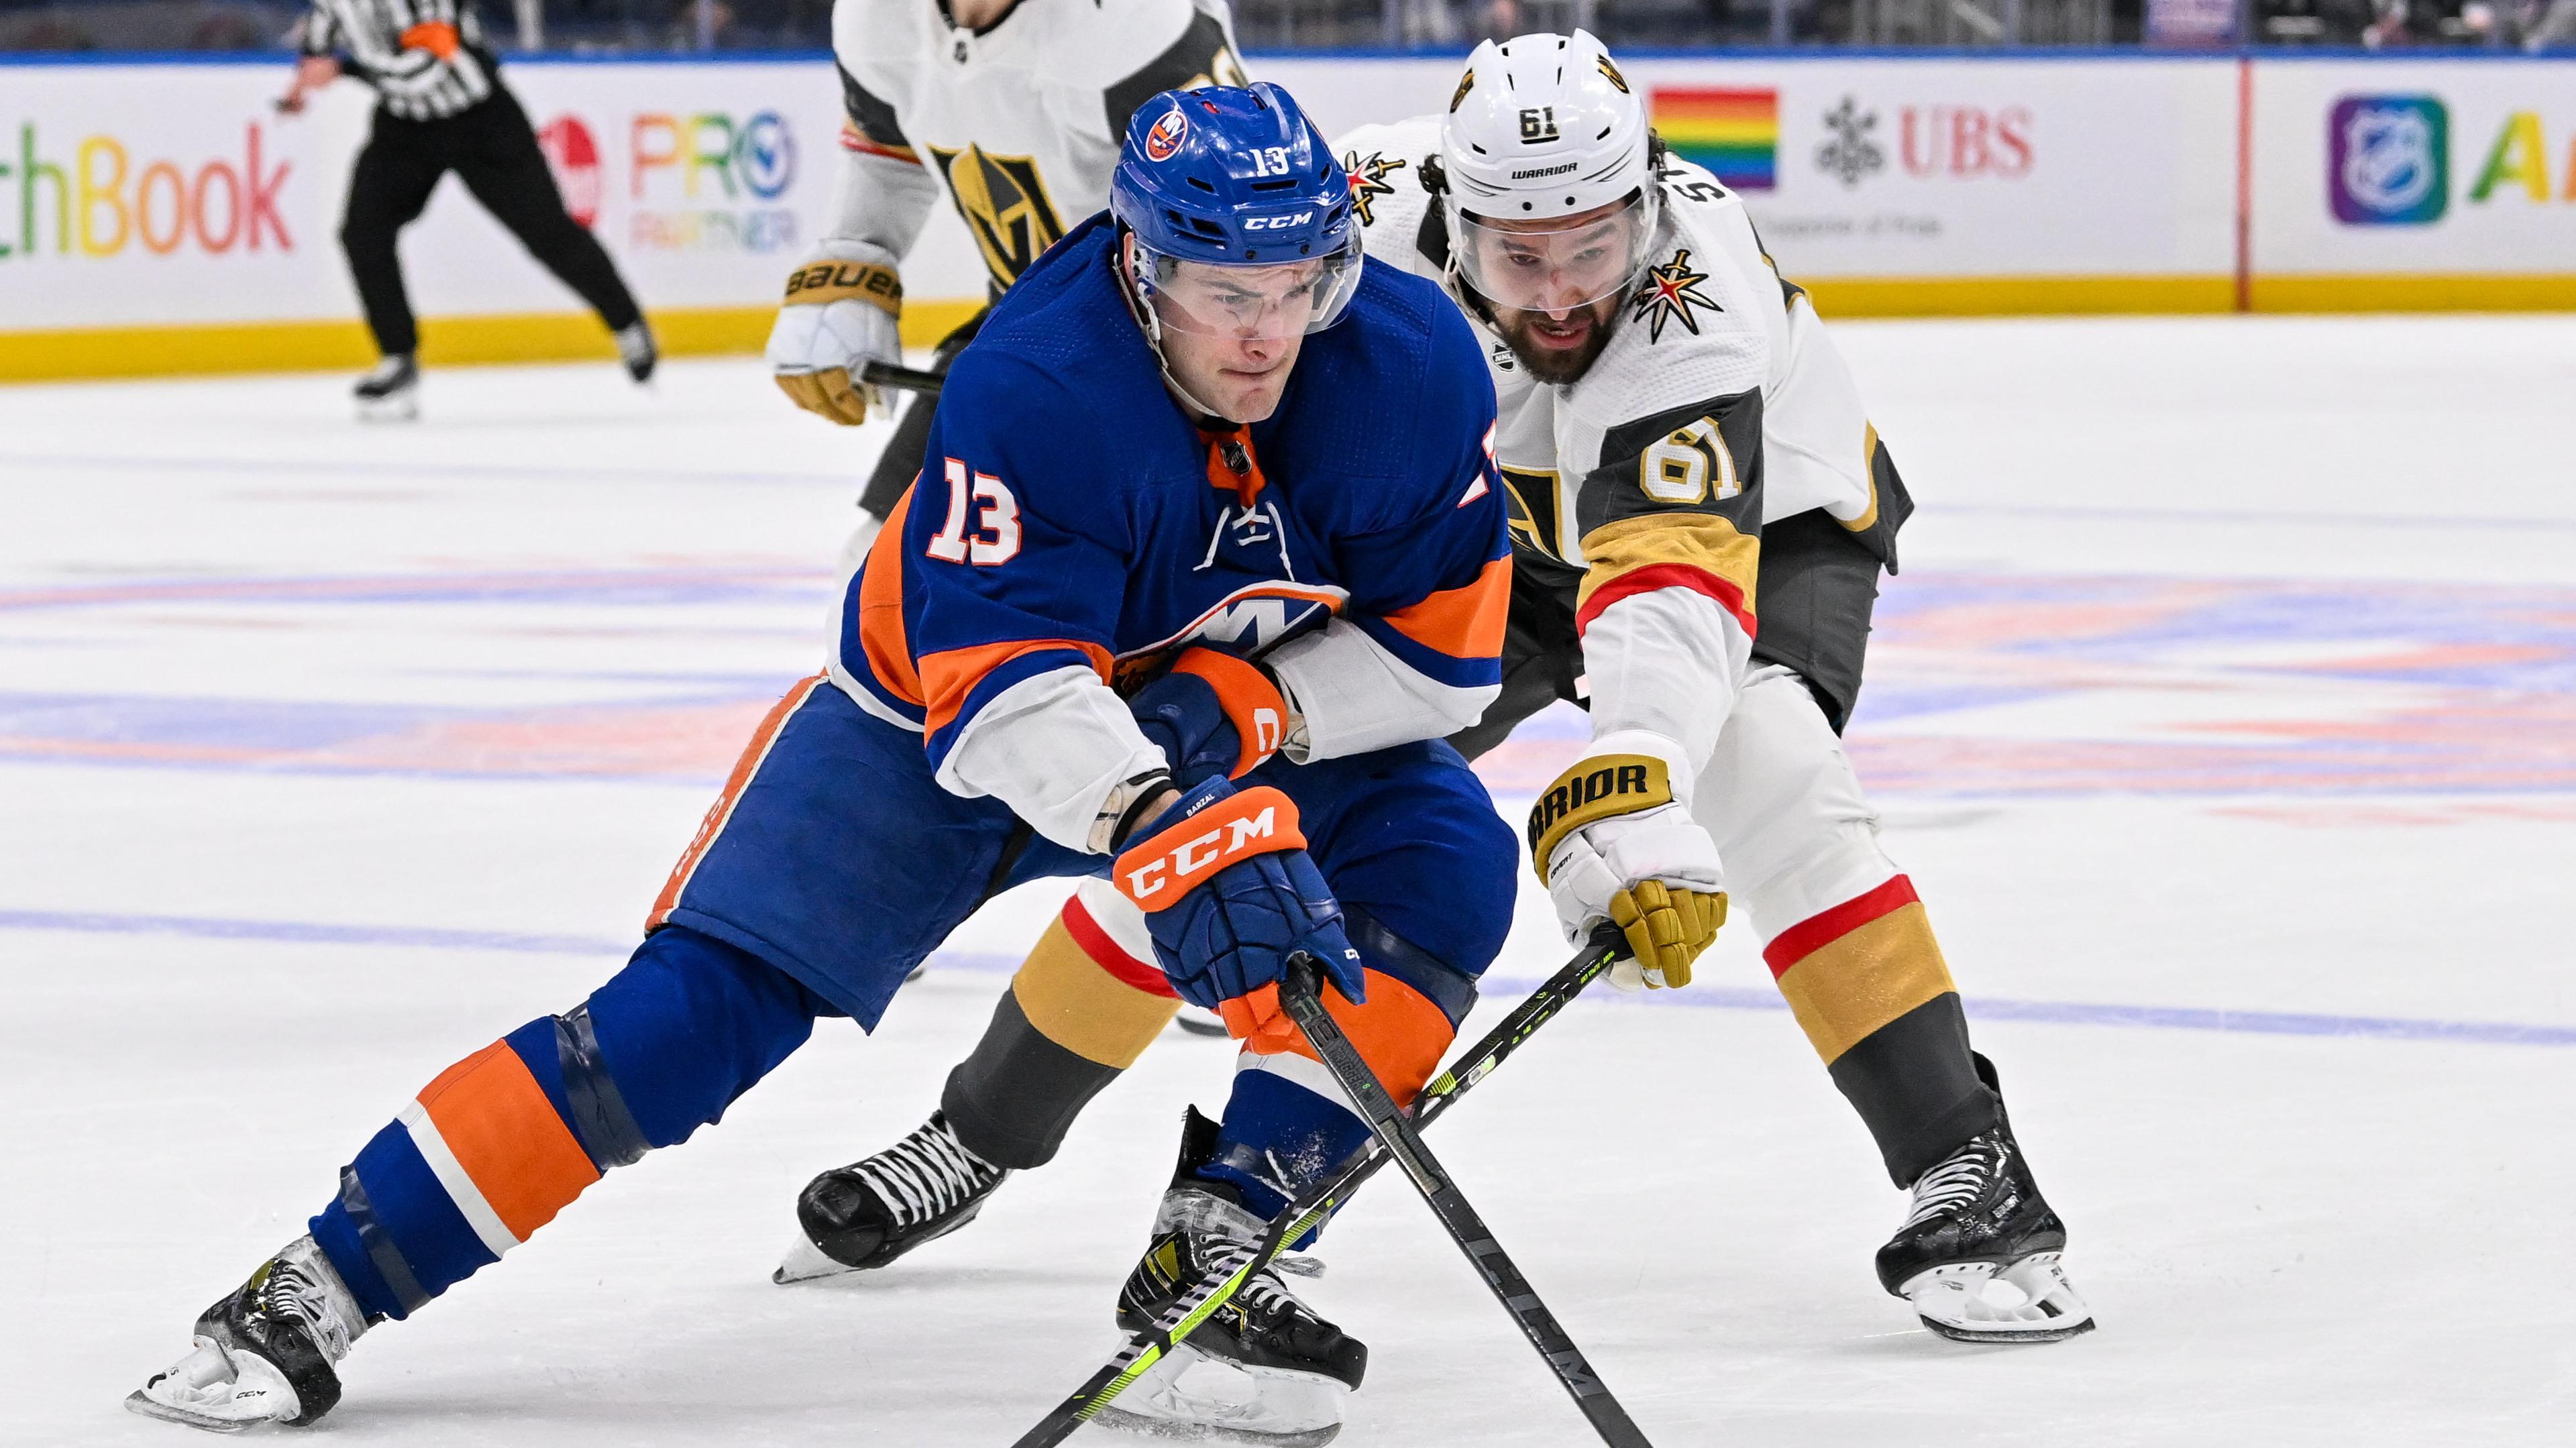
[0,60,848,333]
[2255,60,2576,281]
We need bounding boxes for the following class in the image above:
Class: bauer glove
[1127,648,1293,788]
[1527,734,1727,989]
[1114,776,1363,1045]
[767,239,905,426]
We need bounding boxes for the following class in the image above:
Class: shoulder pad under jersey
[1335,115,1446,281]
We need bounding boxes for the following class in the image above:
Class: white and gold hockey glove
[766,239,905,426]
[1527,734,1727,989]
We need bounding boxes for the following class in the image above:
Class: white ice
[3,315,2571,1446]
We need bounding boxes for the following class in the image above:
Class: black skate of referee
[280,0,655,419]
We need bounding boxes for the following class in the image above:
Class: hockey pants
[307,679,1514,1321]
[943,666,1996,1192]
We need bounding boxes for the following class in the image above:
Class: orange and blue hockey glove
[1113,776,1362,1044]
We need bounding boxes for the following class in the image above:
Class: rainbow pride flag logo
[1652,87,1778,192]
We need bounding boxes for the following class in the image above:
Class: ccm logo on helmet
[1144,108,1189,162]
[1243,211,1314,230]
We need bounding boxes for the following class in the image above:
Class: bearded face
[1452,195,1649,386]
[1488,294,1622,384]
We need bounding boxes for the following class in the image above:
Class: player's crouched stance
[127,84,1515,1438]
[785,32,2090,1361]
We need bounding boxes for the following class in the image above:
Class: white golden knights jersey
[833,0,1246,296]
[1335,112,1909,759]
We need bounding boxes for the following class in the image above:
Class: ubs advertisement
[1258,54,2243,288]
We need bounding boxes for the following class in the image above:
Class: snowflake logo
[1814,96,1884,190]
[1629,249,1721,343]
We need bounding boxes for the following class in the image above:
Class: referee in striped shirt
[281,1,654,419]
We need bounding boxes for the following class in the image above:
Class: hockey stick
[1008,929,1625,1448]
[861,360,947,396]
[1277,956,1655,1448]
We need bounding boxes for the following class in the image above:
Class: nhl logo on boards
[1146,108,1190,163]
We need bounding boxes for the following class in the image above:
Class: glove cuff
[782,239,904,316]
[1113,781,1305,912]
[1168,649,1290,777]
[1527,753,1675,889]
[1584,727,1697,803]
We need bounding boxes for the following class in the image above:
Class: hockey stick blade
[1008,930,1625,1448]
[861,360,945,396]
[1278,956,1654,1448]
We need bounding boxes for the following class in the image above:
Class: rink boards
[2,50,2575,378]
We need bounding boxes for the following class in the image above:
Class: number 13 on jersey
[927,457,1023,566]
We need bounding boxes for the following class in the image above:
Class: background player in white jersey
[765,0,1245,539]
[775,33,2097,1365]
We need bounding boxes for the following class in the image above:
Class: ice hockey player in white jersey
[766,0,1246,537]
[1331,32,2094,1345]
[773,35,2098,1377]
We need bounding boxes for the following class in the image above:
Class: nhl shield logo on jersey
[1343,150,1409,227]
[1631,248,1721,343]
[1144,107,1190,164]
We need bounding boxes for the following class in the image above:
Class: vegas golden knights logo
[929,145,1068,291]
[1500,465,1566,563]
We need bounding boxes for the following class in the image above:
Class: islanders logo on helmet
[1144,106,1189,164]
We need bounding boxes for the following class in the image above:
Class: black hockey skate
[773,1109,1011,1284]
[1101,1108,1361,1446]
[614,321,658,384]
[126,1235,370,1433]
[352,353,417,422]
[1876,1054,2095,1343]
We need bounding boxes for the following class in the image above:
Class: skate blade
[772,1231,859,1286]
[1094,1345,1343,1446]
[125,1390,255,1435]
[125,1341,297,1433]
[1902,1252,2096,1344]
[356,394,419,423]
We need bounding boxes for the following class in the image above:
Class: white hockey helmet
[1439,30,1662,315]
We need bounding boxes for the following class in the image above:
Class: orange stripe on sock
[1238,968,1454,1105]
[416,1042,599,1242]
[646,673,824,930]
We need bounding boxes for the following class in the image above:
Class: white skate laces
[855,1116,1004,1227]
[1898,1139,1997,1232]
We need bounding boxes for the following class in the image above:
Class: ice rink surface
[5,315,2572,1445]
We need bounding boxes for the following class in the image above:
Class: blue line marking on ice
[7,909,2571,1048]
[0,909,629,958]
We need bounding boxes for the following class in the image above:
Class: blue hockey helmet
[1111,82,1362,340]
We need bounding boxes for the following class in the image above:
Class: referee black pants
[341,87,641,359]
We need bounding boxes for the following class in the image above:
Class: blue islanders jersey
[836,214,1510,772]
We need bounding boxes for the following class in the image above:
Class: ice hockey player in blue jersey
[125,82,1513,1439]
